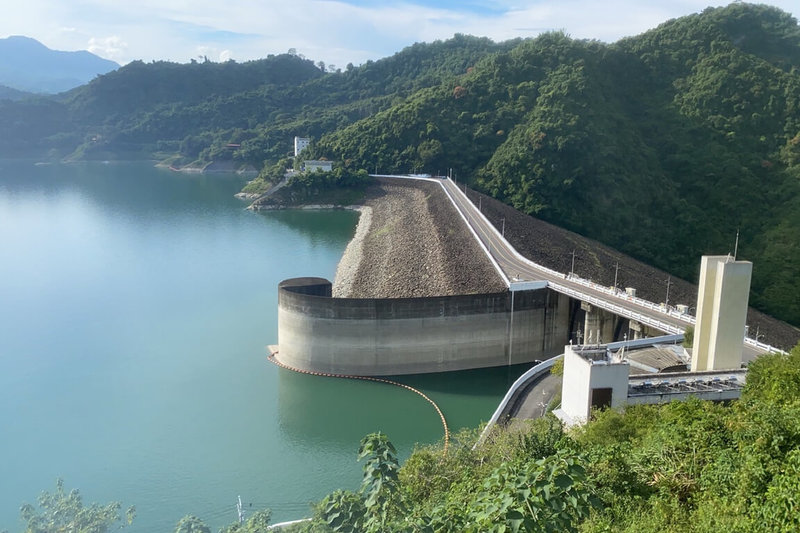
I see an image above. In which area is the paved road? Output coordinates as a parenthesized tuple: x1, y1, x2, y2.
(510, 373, 562, 420)
(433, 176, 769, 361)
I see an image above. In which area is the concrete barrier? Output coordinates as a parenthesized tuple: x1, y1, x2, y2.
(276, 277, 570, 376)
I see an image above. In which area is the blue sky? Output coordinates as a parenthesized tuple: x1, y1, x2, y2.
(1, 1, 797, 67)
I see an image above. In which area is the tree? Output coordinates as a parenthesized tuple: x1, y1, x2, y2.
(319, 432, 402, 533)
(464, 451, 599, 532)
(682, 326, 694, 348)
(19, 479, 135, 533)
(173, 515, 210, 533)
(218, 509, 273, 533)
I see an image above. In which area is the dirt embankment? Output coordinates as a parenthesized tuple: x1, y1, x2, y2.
(333, 178, 506, 298)
(463, 188, 800, 351)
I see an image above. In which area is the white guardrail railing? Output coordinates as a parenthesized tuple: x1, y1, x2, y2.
(373, 174, 783, 354)
(436, 176, 692, 335)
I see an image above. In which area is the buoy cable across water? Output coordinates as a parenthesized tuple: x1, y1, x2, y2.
(267, 353, 450, 455)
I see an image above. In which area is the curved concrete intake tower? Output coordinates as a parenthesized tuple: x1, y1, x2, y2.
(275, 277, 571, 376)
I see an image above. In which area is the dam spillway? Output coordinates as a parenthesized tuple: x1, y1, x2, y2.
(274, 277, 571, 376)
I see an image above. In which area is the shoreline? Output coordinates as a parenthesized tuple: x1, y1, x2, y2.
(332, 206, 372, 297)
(249, 203, 363, 211)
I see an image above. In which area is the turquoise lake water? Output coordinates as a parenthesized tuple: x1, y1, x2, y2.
(0, 161, 525, 532)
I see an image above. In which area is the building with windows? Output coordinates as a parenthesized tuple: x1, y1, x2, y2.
(294, 137, 310, 157)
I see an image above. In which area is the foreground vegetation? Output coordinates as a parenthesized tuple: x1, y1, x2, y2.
(287, 342, 800, 532)
(7, 343, 800, 532)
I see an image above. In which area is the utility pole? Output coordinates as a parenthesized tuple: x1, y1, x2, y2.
(237, 496, 245, 525)
(501, 217, 505, 237)
(734, 229, 740, 260)
(665, 276, 671, 308)
(613, 262, 619, 291)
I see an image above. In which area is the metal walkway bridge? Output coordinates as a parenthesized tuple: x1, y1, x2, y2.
(374, 174, 780, 361)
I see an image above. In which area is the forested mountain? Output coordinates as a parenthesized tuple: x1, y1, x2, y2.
(0, 36, 119, 93)
(1, 3, 799, 326)
(315, 3, 800, 326)
(0, 34, 509, 163)
(0, 84, 31, 101)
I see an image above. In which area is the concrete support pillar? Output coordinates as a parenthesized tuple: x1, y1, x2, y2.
(628, 320, 641, 340)
(581, 303, 616, 345)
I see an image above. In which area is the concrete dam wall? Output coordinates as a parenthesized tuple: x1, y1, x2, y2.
(276, 277, 571, 376)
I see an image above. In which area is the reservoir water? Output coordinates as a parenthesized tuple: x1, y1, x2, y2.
(0, 161, 525, 532)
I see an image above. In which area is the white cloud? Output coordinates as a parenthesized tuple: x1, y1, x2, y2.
(196, 45, 234, 62)
(0, 0, 797, 67)
(87, 35, 128, 61)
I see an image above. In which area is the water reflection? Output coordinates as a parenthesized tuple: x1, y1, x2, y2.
(276, 368, 442, 457)
(257, 209, 360, 247)
(0, 160, 248, 213)
(276, 363, 531, 456)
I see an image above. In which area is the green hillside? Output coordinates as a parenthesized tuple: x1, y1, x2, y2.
(315, 3, 800, 326)
(1, 3, 798, 326)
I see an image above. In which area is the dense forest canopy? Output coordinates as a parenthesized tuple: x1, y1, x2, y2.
(1, 3, 799, 326)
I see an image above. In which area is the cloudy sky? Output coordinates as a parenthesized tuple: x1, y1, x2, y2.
(2, 0, 798, 67)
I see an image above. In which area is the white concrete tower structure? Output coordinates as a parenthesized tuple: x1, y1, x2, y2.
(293, 137, 310, 157)
(691, 255, 753, 371)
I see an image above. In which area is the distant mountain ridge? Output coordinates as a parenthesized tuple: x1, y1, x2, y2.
(0, 36, 119, 93)
(0, 83, 31, 101)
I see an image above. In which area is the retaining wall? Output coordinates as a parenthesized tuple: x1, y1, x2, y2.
(276, 277, 570, 375)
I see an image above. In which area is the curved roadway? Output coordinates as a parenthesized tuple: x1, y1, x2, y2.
(376, 174, 773, 361)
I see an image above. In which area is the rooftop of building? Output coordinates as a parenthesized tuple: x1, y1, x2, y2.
(627, 370, 746, 397)
(572, 336, 689, 372)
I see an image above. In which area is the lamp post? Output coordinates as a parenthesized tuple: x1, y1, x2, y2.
(570, 250, 576, 278)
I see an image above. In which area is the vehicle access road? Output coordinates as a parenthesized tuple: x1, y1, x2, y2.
(380, 174, 772, 361)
